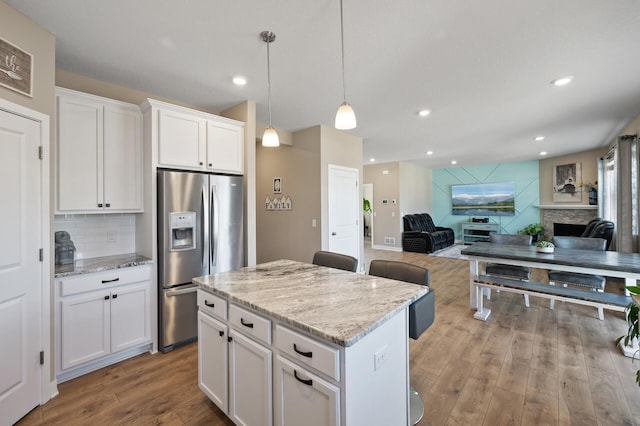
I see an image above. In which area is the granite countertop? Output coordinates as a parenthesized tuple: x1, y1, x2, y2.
(54, 253, 153, 278)
(194, 259, 429, 347)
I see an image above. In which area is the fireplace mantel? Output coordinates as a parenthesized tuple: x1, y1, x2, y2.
(537, 205, 598, 210)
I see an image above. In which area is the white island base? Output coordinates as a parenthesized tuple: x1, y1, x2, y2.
(194, 260, 429, 426)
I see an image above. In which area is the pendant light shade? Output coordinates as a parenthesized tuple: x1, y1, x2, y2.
(261, 30, 279, 147)
(335, 0, 356, 130)
(262, 126, 279, 147)
(335, 101, 357, 130)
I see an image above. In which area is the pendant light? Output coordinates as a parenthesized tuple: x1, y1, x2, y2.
(335, 0, 357, 130)
(261, 30, 279, 147)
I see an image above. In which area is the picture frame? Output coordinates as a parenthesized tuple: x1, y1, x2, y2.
(553, 162, 582, 202)
(273, 177, 282, 194)
(0, 37, 33, 97)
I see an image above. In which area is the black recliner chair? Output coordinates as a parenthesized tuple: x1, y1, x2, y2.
(402, 213, 455, 253)
(581, 220, 614, 249)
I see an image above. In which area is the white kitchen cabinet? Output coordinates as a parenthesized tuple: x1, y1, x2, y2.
(228, 329, 273, 426)
(56, 87, 143, 213)
(144, 99, 244, 174)
(206, 120, 244, 173)
(198, 310, 228, 411)
(60, 289, 111, 370)
(55, 265, 152, 382)
(198, 292, 272, 426)
(274, 355, 340, 426)
(158, 108, 206, 169)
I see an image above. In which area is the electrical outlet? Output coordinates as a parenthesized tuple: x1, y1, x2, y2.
(374, 345, 388, 371)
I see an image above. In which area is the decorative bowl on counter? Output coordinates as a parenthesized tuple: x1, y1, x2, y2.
(535, 241, 554, 253)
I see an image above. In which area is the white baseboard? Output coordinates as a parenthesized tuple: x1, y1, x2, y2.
(371, 244, 402, 252)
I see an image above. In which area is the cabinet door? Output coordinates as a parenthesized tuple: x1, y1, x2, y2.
(56, 94, 104, 212)
(274, 356, 340, 426)
(229, 330, 273, 426)
(110, 282, 151, 353)
(198, 311, 228, 412)
(206, 120, 244, 174)
(60, 290, 110, 370)
(103, 104, 143, 211)
(158, 109, 206, 169)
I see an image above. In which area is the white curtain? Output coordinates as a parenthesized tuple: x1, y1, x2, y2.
(615, 135, 640, 253)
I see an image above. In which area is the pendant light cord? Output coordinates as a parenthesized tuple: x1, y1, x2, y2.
(267, 38, 273, 127)
(340, 0, 347, 103)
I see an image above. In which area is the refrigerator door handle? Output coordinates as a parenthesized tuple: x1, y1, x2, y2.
(165, 284, 199, 297)
(211, 184, 219, 267)
(202, 185, 209, 273)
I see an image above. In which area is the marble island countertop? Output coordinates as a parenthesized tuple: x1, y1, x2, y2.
(54, 253, 152, 278)
(194, 259, 429, 347)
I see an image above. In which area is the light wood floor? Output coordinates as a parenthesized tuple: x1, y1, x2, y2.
(18, 246, 640, 425)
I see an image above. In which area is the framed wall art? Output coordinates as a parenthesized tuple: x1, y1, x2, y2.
(0, 37, 33, 97)
(553, 162, 582, 202)
(273, 177, 282, 194)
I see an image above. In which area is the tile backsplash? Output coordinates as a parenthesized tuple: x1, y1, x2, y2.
(54, 214, 136, 259)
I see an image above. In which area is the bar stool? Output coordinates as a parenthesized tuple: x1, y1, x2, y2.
(368, 259, 435, 425)
(312, 250, 358, 272)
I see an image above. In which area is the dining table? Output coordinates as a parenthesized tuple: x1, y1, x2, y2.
(461, 242, 640, 357)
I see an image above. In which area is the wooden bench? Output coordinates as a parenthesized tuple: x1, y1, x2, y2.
(472, 274, 632, 321)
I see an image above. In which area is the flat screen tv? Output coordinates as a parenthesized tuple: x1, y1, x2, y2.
(451, 182, 515, 216)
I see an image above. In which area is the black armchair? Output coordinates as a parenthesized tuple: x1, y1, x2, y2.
(581, 220, 614, 249)
(402, 213, 455, 253)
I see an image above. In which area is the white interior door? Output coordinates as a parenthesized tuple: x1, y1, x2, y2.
(0, 109, 43, 424)
(328, 165, 359, 262)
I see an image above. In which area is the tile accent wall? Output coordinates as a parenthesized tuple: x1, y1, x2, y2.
(54, 214, 136, 259)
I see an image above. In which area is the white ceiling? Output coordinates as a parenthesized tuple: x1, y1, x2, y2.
(8, 0, 640, 168)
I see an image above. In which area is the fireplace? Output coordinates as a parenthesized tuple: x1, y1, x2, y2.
(538, 205, 598, 241)
(553, 223, 586, 237)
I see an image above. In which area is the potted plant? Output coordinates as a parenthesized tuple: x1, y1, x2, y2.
(363, 198, 372, 214)
(518, 223, 544, 243)
(616, 286, 640, 386)
(535, 240, 554, 253)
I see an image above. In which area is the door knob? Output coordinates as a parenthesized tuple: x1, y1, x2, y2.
(332, 232, 337, 236)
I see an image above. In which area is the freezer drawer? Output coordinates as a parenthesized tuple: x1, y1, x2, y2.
(160, 284, 198, 352)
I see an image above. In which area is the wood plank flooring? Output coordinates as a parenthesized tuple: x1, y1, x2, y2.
(18, 245, 640, 425)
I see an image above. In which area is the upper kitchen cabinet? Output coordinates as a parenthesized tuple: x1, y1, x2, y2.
(143, 99, 244, 174)
(56, 88, 143, 214)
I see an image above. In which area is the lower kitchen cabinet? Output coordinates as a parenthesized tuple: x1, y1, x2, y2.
(274, 356, 340, 426)
(198, 311, 228, 410)
(228, 329, 273, 426)
(55, 265, 152, 382)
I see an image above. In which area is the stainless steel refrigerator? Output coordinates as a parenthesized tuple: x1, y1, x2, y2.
(157, 169, 244, 352)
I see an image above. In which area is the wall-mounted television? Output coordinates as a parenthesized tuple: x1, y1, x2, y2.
(451, 182, 515, 216)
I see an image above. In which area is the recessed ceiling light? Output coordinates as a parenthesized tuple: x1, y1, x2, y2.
(534, 136, 545, 141)
(232, 76, 247, 86)
(451, 160, 457, 165)
(369, 158, 375, 162)
(426, 151, 433, 155)
(540, 151, 547, 156)
(551, 76, 573, 86)
(418, 110, 431, 117)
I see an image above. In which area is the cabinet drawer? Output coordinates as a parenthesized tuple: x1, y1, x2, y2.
(229, 304, 271, 345)
(59, 265, 151, 297)
(276, 325, 340, 381)
(197, 290, 227, 320)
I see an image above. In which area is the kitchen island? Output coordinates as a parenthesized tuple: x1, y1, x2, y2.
(194, 259, 430, 426)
